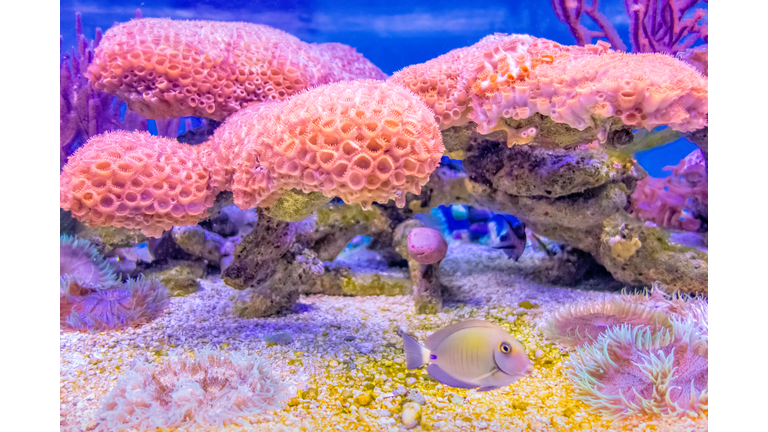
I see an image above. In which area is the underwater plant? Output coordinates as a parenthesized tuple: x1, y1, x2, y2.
(60, 275, 169, 332)
(565, 317, 708, 419)
(97, 348, 290, 430)
(542, 296, 672, 348)
(60, 234, 117, 290)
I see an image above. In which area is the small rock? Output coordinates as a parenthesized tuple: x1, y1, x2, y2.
(448, 393, 464, 405)
(354, 393, 372, 406)
(405, 377, 416, 385)
(356, 342, 374, 354)
(394, 385, 407, 396)
(405, 389, 426, 405)
(535, 349, 544, 358)
(474, 420, 489, 429)
(84, 420, 99, 431)
(401, 402, 422, 429)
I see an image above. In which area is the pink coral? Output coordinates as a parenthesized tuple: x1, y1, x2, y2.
(97, 348, 290, 430)
(60, 81, 444, 236)
(407, 227, 449, 265)
(389, 34, 708, 140)
(204, 80, 444, 211)
(630, 148, 707, 232)
(60, 275, 169, 332)
(88, 18, 386, 121)
(60, 131, 215, 237)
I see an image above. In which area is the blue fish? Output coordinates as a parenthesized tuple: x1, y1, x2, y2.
(490, 214, 527, 261)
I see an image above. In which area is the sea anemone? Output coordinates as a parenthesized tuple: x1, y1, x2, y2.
(565, 318, 708, 420)
(97, 348, 291, 430)
(542, 297, 672, 348)
(60, 275, 169, 332)
(60, 234, 117, 289)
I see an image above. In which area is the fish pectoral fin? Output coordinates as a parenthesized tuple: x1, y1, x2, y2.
(427, 364, 477, 389)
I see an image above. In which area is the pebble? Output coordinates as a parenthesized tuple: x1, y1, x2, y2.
(448, 393, 465, 405)
(405, 389, 426, 405)
(405, 377, 416, 385)
(535, 349, 544, 358)
(394, 385, 407, 396)
(84, 420, 99, 431)
(401, 402, 421, 429)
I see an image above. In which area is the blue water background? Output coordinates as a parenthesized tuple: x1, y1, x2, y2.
(61, 0, 707, 177)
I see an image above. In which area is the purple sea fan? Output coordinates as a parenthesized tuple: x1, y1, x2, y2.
(97, 348, 291, 430)
(565, 318, 708, 420)
(542, 297, 672, 348)
(60, 275, 169, 332)
(60, 235, 117, 290)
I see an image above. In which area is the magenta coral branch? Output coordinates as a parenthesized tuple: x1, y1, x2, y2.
(626, 0, 707, 54)
(551, 0, 628, 51)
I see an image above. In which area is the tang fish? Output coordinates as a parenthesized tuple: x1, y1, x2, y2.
(401, 320, 534, 392)
(490, 214, 527, 261)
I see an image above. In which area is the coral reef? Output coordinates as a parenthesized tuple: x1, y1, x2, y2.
(60, 275, 169, 332)
(389, 33, 707, 135)
(630, 148, 708, 232)
(61, 80, 445, 238)
(88, 18, 386, 121)
(96, 348, 290, 430)
(60, 234, 117, 289)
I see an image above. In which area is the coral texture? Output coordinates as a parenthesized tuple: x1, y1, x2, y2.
(88, 18, 386, 121)
(389, 34, 707, 137)
(543, 297, 671, 348)
(60, 12, 157, 168)
(60, 234, 117, 289)
(60, 131, 215, 237)
(630, 148, 707, 232)
(566, 318, 708, 419)
(60, 275, 169, 332)
(202, 80, 444, 211)
(407, 227, 448, 265)
(97, 348, 290, 430)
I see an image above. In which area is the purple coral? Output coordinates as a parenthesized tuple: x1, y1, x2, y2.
(97, 348, 290, 430)
(60, 275, 169, 332)
(566, 318, 708, 419)
(551, 0, 708, 55)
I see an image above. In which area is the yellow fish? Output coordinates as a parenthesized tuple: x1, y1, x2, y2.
(401, 320, 534, 391)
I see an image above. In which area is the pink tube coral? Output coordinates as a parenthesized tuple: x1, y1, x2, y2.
(630, 148, 707, 232)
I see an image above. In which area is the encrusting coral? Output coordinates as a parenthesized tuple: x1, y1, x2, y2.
(60, 234, 117, 289)
(389, 33, 707, 140)
(96, 348, 290, 430)
(61, 80, 445, 237)
(88, 18, 386, 121)
(60, 131, 215, 237)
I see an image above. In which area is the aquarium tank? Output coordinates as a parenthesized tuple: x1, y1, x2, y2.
(59, 0, 708, 430)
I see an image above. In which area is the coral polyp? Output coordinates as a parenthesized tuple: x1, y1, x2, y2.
(565, 318, 708, 420)
(97, 348, 290, 430)
(60, 234, 117, 289)
(542, 296, 672, 348)
(60, 275, 169, 332)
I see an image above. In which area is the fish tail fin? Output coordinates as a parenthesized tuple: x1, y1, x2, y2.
(400, 330, 430, 369)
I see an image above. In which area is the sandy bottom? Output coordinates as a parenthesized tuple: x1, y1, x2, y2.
(60, 242, 708, 432)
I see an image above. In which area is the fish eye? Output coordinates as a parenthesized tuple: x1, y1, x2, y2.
(499, 341, 513, 354)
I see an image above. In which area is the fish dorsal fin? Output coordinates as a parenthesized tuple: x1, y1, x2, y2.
(425, 320, 501, 351)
